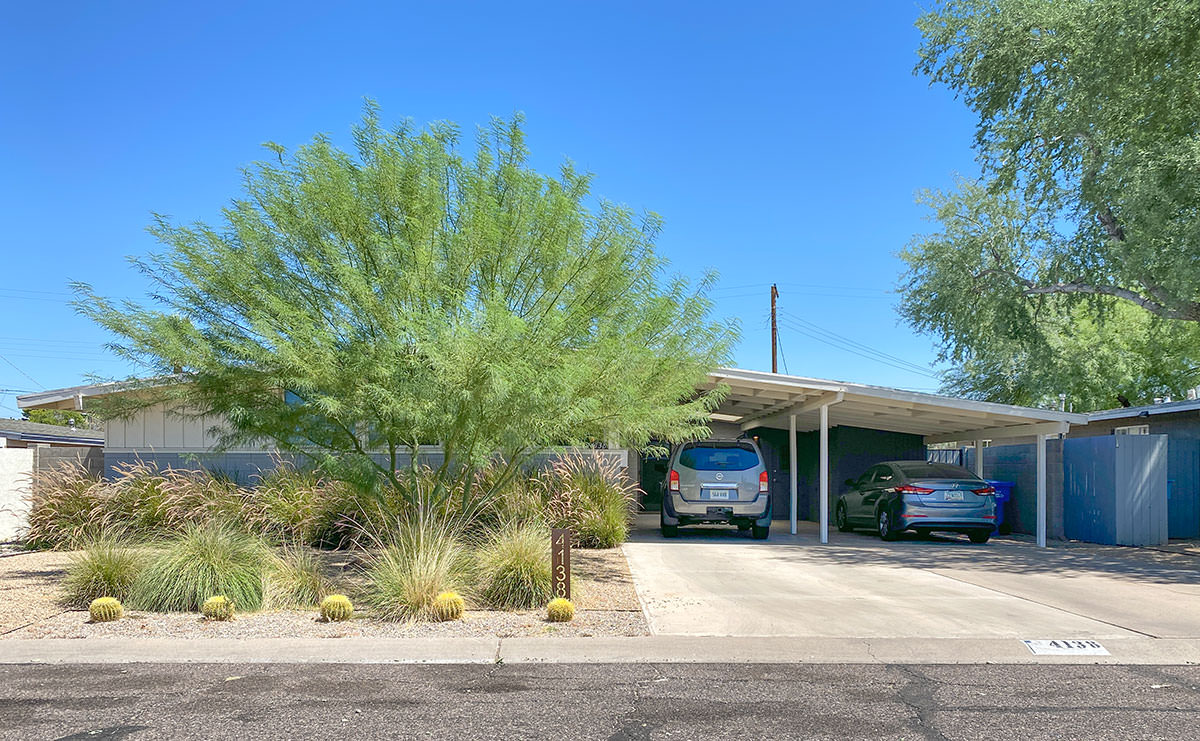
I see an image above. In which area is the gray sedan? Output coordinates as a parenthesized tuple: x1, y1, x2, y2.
(835, 461, 997, 543)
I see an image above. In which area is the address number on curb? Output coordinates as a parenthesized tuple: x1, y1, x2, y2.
(1023, 639, 1109, 656)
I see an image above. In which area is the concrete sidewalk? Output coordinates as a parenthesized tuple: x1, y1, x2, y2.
(5, 635, 1200, 665)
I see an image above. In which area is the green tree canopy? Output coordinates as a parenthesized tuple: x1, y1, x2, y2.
(902, 0, 1200, 409)
(77, 105, 736, 498)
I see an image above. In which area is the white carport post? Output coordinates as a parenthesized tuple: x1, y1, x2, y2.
(819, 403, 830, 544)
(789, 414, 798, 535)
(973, 439, 985, 478)
(1036, 433, 1048, 548)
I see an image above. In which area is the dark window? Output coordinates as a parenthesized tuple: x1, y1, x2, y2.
(896, 462, 978, 480)
(678, 443, 760, 471)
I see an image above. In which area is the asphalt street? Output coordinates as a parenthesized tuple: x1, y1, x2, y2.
(4, 662, 1200, 740)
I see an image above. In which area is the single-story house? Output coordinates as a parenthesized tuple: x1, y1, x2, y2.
(16, 368, 1087, 548)
(1067, 398, 1200, 539)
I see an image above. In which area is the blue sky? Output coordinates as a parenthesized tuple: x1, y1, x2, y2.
(0, 2, 979, 418)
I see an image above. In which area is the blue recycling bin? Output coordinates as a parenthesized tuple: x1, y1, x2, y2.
(987, 480, 1014, 533)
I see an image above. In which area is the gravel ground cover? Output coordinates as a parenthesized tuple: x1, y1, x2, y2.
(0, 549, 72, 635)
(0, 546, 647, 639)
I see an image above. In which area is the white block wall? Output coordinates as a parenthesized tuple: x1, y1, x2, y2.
(0, 447, 33, 542)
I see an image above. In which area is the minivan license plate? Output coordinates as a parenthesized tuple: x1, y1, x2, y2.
(707, 489, 733, 500)
(944, 491, 964, 501)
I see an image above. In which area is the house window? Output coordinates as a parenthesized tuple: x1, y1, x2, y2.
(1114, 424, 1149, 436)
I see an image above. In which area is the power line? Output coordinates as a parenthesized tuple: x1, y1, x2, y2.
(779, 311, 938, 377)
(776, 318, 941, 381)
(0, 353, 44, 390)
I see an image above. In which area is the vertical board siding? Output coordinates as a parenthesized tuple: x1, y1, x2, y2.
(1063, 435, 1168, 546)
(1167, 438, 1200, 538)
(1063, 436, 1117, 543)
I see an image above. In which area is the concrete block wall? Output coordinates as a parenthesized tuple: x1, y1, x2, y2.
(0, 447, 33, 542)
(965, 439, 1066, 539)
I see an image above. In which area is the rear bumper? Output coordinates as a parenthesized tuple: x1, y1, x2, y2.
(662, 492, 772, 527)
(897, 502, 996, 531)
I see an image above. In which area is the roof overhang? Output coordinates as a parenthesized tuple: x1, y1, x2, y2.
(17, 378, 177, 411)
(705, 368, 1086, 444)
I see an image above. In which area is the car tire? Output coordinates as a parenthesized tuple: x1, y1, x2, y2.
(662, 524, 678, 538)
(751, 524, 769, 540)
(877, 508, 899, 542)
(968, 529, 991, 544)
(835, 501, 852, 532)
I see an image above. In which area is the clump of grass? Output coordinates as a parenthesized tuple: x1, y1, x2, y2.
(130, 524, 268, 612)
(247, 464, 342, 545)
(475, 520, 552, 609)
(544, 453, 637, 548)
(364, 517, 471, 621)
(62, 538, 146, 607)
(24, 464, 108, 549)
(263, 546, 333, 609)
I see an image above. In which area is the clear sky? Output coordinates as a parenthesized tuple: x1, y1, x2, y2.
(0, 1, 980, 418)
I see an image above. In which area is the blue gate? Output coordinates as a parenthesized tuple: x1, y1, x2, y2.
(1167, 438, 1200, 539)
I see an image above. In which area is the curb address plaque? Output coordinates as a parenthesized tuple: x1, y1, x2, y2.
(551, 528, 571, 600)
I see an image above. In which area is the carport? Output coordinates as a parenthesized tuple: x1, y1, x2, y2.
(700, 368, 1087, 547)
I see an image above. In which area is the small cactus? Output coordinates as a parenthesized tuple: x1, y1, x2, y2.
(201, 595, 234, 621)
(89, 597, 124, 623)
(546, 597, 575, 623)
(431, 591, 465, 622)
(319, 594, 354, 622)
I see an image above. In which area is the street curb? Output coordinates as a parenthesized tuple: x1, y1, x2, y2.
(4, 636, 1200, 665)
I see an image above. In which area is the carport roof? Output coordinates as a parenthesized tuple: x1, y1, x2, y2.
(705, 368, 1086, 443)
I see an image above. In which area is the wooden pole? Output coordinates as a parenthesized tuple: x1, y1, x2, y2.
(770, 284, 779, 373)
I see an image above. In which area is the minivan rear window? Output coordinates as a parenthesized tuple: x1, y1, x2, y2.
(678, 444, 759, 471)
(896, 462, 978, 480)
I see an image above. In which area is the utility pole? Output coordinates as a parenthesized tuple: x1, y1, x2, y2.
(770, 284, 779, 373)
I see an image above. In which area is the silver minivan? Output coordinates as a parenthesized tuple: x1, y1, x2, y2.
(660, 438, 772, 539)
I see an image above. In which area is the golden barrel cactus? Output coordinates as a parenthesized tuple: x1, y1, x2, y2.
(319, 594, 354, 622)
(201, 595, 235, 621)
(431, 591, 465, 622)
(546, 597, 575, 623)
(89, 597, 124, 623)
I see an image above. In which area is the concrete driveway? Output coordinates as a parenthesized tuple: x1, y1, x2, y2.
(622, 514, 1200, 639)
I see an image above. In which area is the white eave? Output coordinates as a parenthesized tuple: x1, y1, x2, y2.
(706, 367, 1087, 444)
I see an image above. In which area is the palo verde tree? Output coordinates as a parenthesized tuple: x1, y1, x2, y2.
(901, 1, 1200, 408)
(76, 104, 737, 503)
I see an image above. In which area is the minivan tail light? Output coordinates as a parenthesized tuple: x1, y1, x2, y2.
(759, 471, 769, 492)
(894, 485, 934, 494)
(669, 469, 680, 491)
(972, 486, 996, 495)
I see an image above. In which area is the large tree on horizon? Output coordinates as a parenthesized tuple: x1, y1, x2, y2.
(75, 104, 737, 502)
(901, 0, 1200, 409)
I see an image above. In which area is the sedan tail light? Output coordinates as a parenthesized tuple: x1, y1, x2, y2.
(759, 471, 769, 492)
(669, 469, 680, 491)
(972, 486, 996, 495)
(894, 485, 934, 494)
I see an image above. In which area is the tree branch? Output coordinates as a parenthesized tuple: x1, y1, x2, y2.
(973, 268, 1200, 321)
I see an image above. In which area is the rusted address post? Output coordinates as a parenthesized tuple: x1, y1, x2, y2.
(551, 528, 571, 600)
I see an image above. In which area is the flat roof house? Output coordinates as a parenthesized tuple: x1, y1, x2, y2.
(17, 368, 1086, 548)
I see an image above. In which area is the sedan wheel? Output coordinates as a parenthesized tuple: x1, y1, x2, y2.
(836, 502, 852, 532)
(878, 509, 899, 542)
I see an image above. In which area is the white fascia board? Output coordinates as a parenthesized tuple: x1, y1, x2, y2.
(924, 420, 1071, 445)
(712, 368, 1087, 426)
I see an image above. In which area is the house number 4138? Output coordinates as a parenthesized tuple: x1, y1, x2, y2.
(551, 528, 571, 600)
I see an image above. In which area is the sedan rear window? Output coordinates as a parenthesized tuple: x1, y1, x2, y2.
(897, 462, 979, 479)
(678, 444, 760, 471)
